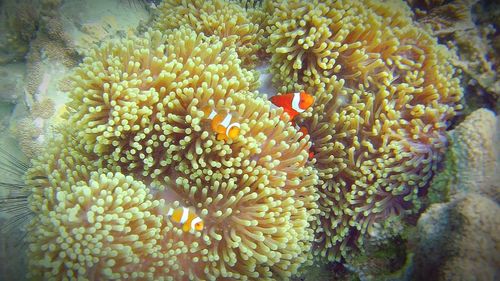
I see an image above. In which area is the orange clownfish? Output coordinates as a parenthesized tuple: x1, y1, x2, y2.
(203, 107, 241, 141)
(167, 207, 204, 232)
(269, 91, 314, 122)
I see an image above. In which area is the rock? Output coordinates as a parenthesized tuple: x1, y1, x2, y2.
(414, 108, 499, 280)
(448, 108, 497, 195)
(413, 194, 500, 281)
(428, 108, 499, 203)
(59, 0, 150, 54)
(0, 63, 26, 103)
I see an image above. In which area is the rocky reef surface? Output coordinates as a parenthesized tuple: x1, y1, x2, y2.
(411, 108, 499, 281)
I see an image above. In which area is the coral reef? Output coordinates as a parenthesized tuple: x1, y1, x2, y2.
(12, 117, 45, 160)
(0, 63, 26, 103)
(413, 0, 500, 109)
(428, 108, 498, 203)
(24, 10, 79, 98)
(411, 108, 499, 280)
(59, 0, 150, 54)
(3, 0, 495, 280)
(443, 108, 497, 195)
(25, 28, 318, 280)
(341, 216, 414, 281)
(8, 0, 78, 161)
(0, 0, 41, 64)
(10, 0, 152, 161)
(11, 98, 56, 159)
(413, 194, 500, 280)
(264, 0, 463, 261)
(151, 0, 266, 68)
(416, 0, 476, 36)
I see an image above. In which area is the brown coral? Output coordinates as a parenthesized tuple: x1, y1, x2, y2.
(414, 194, 500, 281)
(448, 108, 497, 194)
(428, 108, 498, 204)
(12, 117, 44, 159)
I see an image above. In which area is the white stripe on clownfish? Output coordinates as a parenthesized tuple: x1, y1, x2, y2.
(202, 106, 241, 140)
(220, 114, 233, 128)
(179, 207, 189, 224)
(190, 217, 203, 231)
(291, 92, 305, 113)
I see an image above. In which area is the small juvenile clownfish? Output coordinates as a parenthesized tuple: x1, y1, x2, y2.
(167, 207, 204, 232)
(203, 107, 241, 141)
(269, 91, 314, 123)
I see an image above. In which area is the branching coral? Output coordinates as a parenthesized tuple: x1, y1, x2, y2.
(412, 0, 499, 105)
(151, 0, 266, 68)
(264, 0, 463, 261)
(417, 0, 475, 36)
(26, 28, 318, 280)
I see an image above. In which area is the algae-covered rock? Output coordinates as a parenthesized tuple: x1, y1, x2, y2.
(413, 194, 500, 281)
(428, 108, 498, 203)
(0, 63, 25, 104)
(415, 108, 499, 280)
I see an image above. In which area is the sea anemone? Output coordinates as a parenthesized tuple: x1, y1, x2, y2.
(25, 28, 318, 280)
(27, 170, 164, 280)
(151, 0, 266, 68)
(265, 0, 463, 260)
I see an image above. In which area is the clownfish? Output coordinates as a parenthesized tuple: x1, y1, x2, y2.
(203, 107, 241, 141)
(269, 91, 314, 123)
(271, 91, 315, 159)
(167, 207, 204, 232)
